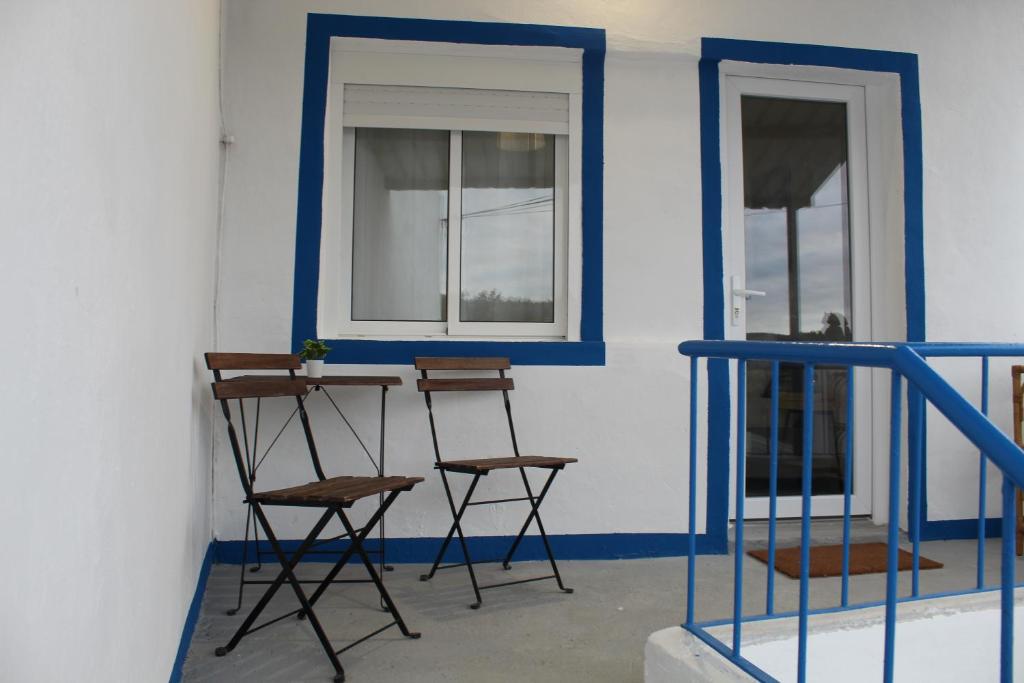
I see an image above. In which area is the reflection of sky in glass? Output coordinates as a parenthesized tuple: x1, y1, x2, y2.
(744, 163, 851, 338)
(745, 208, 788, 336)
(461, 187, 554, 302)
(460, 130, 554, 323)
(796, 164, 850, 334)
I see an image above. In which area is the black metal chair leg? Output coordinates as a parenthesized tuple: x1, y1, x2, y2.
(227, 502, 254, 615)
(528, 482, 573, 594)
(250, 505, 263, 573)
(419, 517, 459, 581)
(301, 490, 403, 616)
(447, 475, 484, 608)
(335, 507, 420, 639)
(217, 508, 334, 655)
(424, 471, 484, 606)
(250, 505, 346, 681)
(501, 468, 558, 569)
(501, 469, 573, 593)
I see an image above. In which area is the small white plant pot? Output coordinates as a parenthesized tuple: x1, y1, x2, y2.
(305, 359, 324, 378)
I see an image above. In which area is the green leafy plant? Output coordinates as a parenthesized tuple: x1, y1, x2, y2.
(299, 339, 331, 361)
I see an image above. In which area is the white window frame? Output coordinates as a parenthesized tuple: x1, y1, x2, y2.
(319, 38, 583, 341)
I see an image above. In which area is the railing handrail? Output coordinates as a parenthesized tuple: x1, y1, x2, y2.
(677, 340, 1024, 489)
(679, 339, 1024, 360)
(678, 338, 1021, 682)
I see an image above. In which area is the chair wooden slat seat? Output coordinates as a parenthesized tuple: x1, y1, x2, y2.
(437, 456, 577, 474)
(253, 475, 424, 507)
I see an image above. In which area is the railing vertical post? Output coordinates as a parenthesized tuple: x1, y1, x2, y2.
(797, 363, 815, 683)
(909, 386, 923, 598)
(733, 361, 746, 655)
(841, 366, 854, 607)
(883, 371, 903, 683)
(1001, 474, 1015, 683)
(979, 355, 990, 590)
(767, 360, 780, 616)
(686, 356, 698, 627)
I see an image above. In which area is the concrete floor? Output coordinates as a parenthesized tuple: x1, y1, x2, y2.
(182, 528, 1021, 682)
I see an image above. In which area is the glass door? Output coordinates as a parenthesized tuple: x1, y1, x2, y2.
(724, 76, 873, 519)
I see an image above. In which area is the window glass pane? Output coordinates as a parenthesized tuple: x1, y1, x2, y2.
(460, 131, 555, 323)
(351, 128, 449, 322)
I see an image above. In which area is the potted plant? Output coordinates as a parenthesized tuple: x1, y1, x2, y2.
(299, 339, 331, 378)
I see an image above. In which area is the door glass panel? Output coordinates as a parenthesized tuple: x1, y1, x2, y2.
(351, 128, 450, 322)
(740, 96, 853, 499)
(460, 131, 555, 323)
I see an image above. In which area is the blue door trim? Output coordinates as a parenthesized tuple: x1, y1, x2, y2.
(292, 14, 606, 366)
(698, 38, 925, 550)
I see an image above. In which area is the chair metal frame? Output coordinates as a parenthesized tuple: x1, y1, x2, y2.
(208, 359, 421, 682)
(206, 353, 384, 615)
(415, 356, 576, 609)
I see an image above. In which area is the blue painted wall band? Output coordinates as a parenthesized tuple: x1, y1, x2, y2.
(292, 14, 606, 366)
(698, 38, 926, 550)
(214, 532, 721, 564)
(169, 542, 215, 683)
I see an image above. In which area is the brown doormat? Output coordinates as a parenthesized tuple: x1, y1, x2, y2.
(747, 542, 943, 578)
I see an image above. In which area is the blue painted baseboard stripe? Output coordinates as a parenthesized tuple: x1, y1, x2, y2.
(921, 517, 1002, 541)
(169, 542, 215, 683)
(215, 532, 725, 564)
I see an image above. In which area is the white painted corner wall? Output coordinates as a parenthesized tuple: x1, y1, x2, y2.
(0, 1, 221, 680)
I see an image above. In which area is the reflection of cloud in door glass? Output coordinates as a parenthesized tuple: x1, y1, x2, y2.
(745, 208, 789, 336)
(744, 163, 851, 339)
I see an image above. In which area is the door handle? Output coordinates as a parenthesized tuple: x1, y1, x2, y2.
(730, 276, 766, 326)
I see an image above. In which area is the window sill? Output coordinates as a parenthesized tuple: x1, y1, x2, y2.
(315, 338, 605, 366)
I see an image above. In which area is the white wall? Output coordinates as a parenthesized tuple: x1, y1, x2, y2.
(0, 1, 221, 680)
(216, 0, 1024, 543)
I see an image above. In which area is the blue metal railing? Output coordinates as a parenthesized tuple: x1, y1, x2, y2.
(679, 340, 1024, 683)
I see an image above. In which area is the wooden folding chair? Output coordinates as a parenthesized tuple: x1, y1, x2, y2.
(415, 357, 577, 608)
(207, 352, 372, 615)
(209, 369, 423, 682)
(1010, 366, 1024, 555)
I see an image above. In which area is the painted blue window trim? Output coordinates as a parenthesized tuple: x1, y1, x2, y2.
(698, 38, 924, 552)
(292, 14, 606, 366)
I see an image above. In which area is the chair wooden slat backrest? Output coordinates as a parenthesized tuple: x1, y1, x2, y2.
(415, 357, 519, 462)
(414, 357, 511, 371)
(207, 351, 328, 488)
(416, 378, 514, 392)
(206, 352, 302, 372)
(212, 377, 307, 401)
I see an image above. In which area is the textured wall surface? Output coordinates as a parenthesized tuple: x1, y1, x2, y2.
(0, 1, 221, 680)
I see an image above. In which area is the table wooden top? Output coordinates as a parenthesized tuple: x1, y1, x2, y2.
(224, 374, 402, 387)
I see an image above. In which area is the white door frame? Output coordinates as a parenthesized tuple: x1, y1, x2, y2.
(723, 74, 875, 519)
